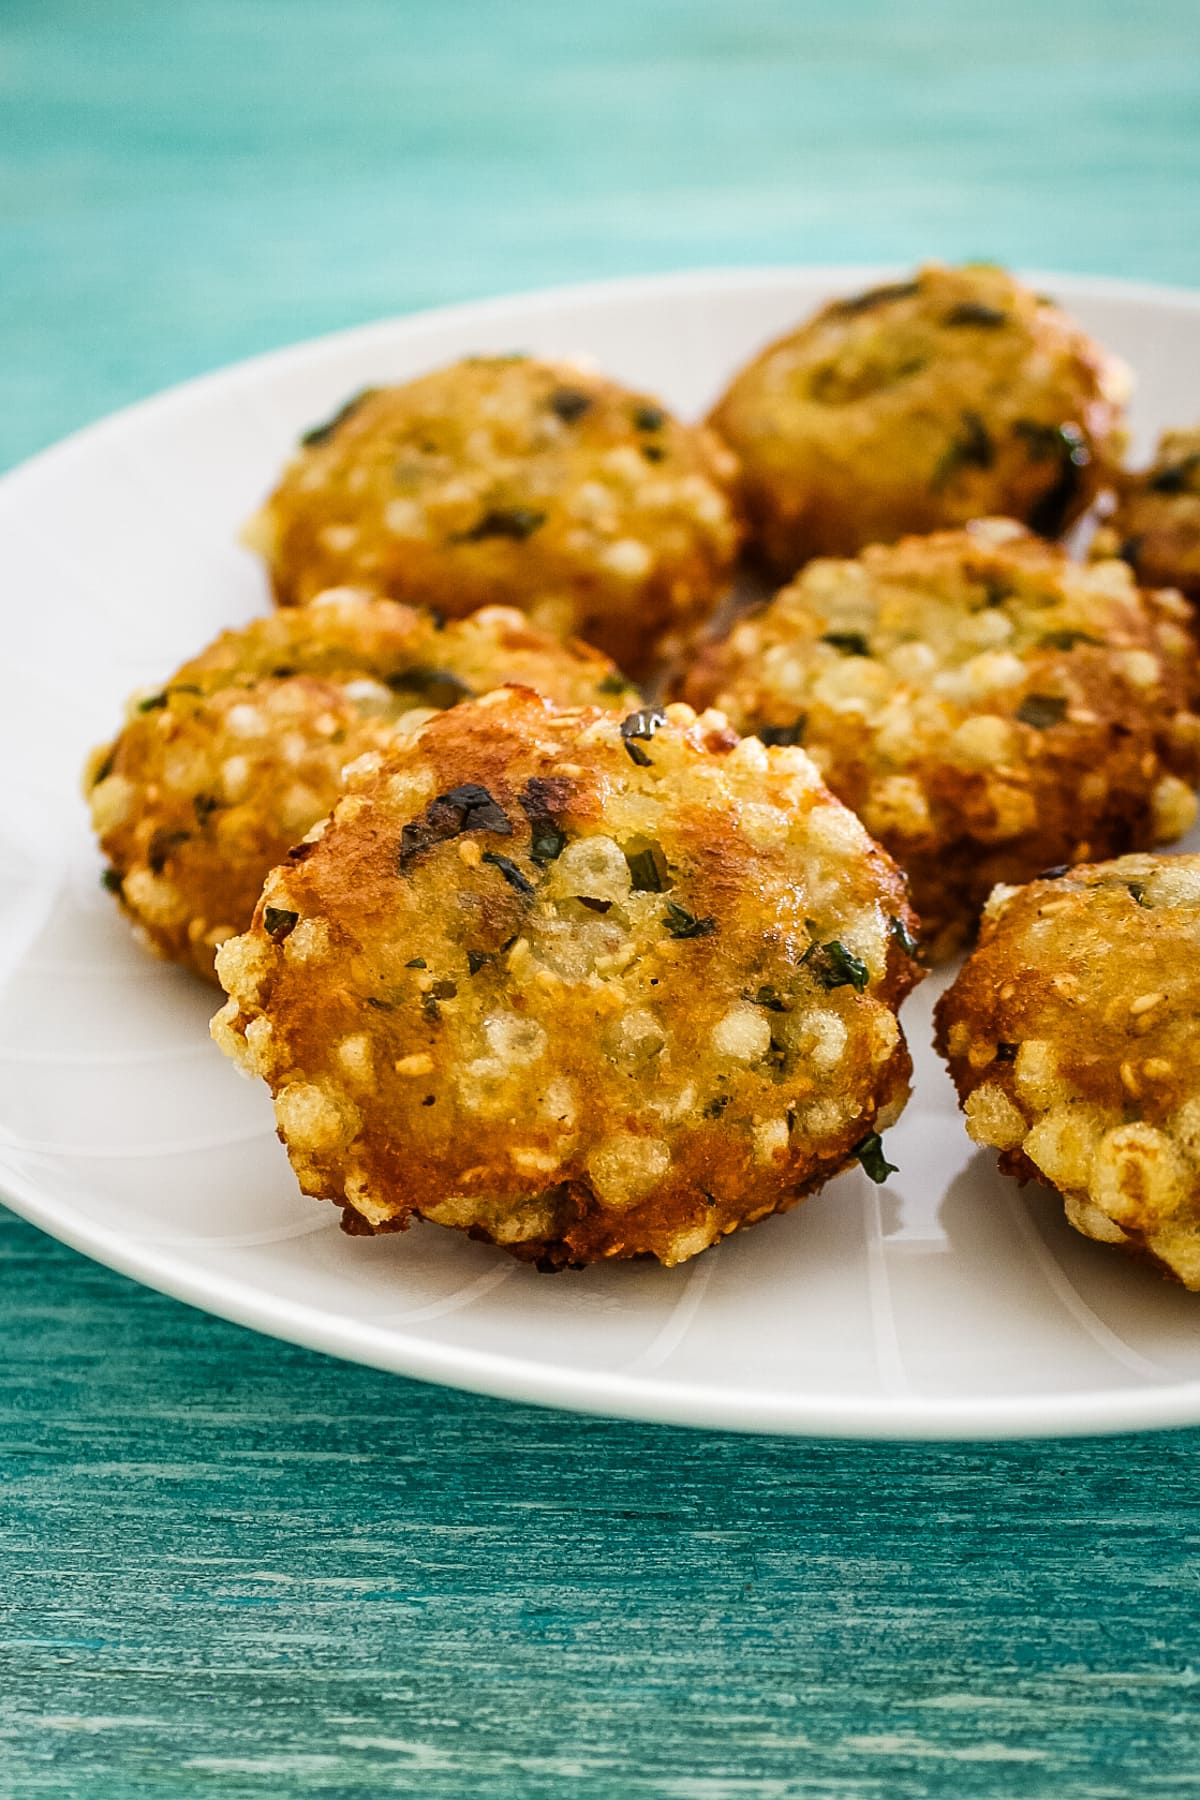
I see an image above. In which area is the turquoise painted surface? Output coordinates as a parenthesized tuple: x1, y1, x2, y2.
(3, 3, 1200, 1794)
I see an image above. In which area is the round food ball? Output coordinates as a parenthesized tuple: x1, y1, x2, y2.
(1096, 425, 1200, 604)
(935, 855, 1200, 1289)
(211, 689, 923, 1269)
(246, 356, 743, 676)
(85, 594, 636, 982)
(679, 520, 1200, 957)
(708, 262, 1128, 573)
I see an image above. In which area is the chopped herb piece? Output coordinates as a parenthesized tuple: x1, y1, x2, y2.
(429, 607, 447, 630)
(1039, 629, 1102, 650)
(758, 718, 806, 747)
(620, 706, 668, 766)
(596, 671, 632, 695)
(983, 580, 1011, 608)
(1128, 881, 1150, 907)
(92, 750, 115, 785)
(995, 1041, 1018, 1061)
(192, 792, 220, 823)
(399, 783, 512, 866)
(286, 839, 317, 863)
(1148, 454, 1200, 495)
(482, 851, 535, 896)
(365, 995, 395, 1011)
(931, 409, 994, 490)
(1013, 420, 1092, 536)
(626, 844, 668, 892)
(548, 387, 593, 423)
(943, 301, 1008, 328)
(137, 692, 168, 712)
(889, 915, 919, 957)
(431, 978, 458, 999)
(170, 683, 204, 698)
(633, 404, 665, 432)
(1118, 535, 1144, 568)
(753, 985, 790, 1012)
(578, 896, 611, 914)
(271, 665, 295, 679)
(300, 387, 375, 447)
(101, 867, 123, 894)
(147, 827, 189, 874)
(1017, 693, 1067, 729)
(663, 901, 716, 939)
(822, 632, 870, 656)
(529, 823, 567, 863)
(519, 776, 571, 863)
(466, 949, 491, 974)
(703, 1096, 730, 1119)
(641, 444, 666, 463)
(405, 957, 427, 969)
(854, 1132, 898, 1184)
(263, 906, 299, 942)
(804, 939, 869, 992)
(831, 279, 920, 316)
(454, 505, 546, 542)
(1038, 864, 1071, 879)
(387, 666, 474, 709)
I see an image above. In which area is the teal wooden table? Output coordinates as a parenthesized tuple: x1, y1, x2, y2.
(3, 4, 1199, 1793)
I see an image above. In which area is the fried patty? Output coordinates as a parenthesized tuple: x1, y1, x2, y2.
(211, 689, 923, 1268)
(1096, 425, 1200, 605)
(680, 520, 1200, 956)
(708, 262, 1128, 573)
(246, 355, 743, 675)
(935, 855, 1200, 1289)
(86, 594, 636, 981)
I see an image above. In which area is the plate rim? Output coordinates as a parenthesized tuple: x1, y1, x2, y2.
(6, 262, 1200, 1441)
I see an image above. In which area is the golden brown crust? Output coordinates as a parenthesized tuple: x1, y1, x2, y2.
(678, 522, 1200, 956)
(934, 855, 1200, 1289)
(85, 594, 637, 982)
(708, 263, 1128, 573)
(1099, 426, 1200, 604)
(212, 690, 923, 1268)
(247, 356, 744, 675)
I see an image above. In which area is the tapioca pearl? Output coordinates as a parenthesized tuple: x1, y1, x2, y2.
(863, 775, 933, 841)
(711, 1004, 771, 1063)
(336, 1033, 375, 1087)
(1151, 775, 1197, 841)
(793, 1010, 848, 1071)
(279, 784, 326, 834)
(1062, 1192, 1129, 1245)
(865, 1006, 900, 1064)
(210, 996, 254, 1072)
(343, 1172, 392, 1227)
(1117, 649, 1163, 690)
(551, 835, 631, 904)
(586, 1134, 671, 1207)
(1089, 1122, 1187, 1229)
(483, 1013, 548, 1066)
(664, 1220, 718, 1265)
(603, 1009, 666, 1068)
(538, 1077, 577, 1130)
(384, 768, 437, 811)
(122, 867, 187, 927)
(962, 651, 1026, 697)
(220, 755, 252, 802)
(1022, 1104, 1102, 1190)
(738, 803, 791, 850)
(283, 917, 331, 965)
(753, 1117, 790, 1163)
(886, 640, 939, 681)
(948, 714, 1013, 768)
(1013, 1039, 1058, 1108)
(275, 1080, 359, 1152)
(963, 1085, 1027, 1150)
(241, 1014, 274, 1073)
(600, 538, 654, 580)
(90, 774, 136, 833)
(226, 703, 267, 739)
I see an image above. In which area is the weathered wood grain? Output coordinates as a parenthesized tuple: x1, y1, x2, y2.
(2, 1211, 1199, 1797)
(4, 1, 1200, 1791)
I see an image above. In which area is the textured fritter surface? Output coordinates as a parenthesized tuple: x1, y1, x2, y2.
(935, 855, 1200, 1289)
(212, 690, 922, 1268)
(708, 263, 1128, 573)
(247, 356, 743, 675)
(680, 521, 1200, 957)
(86, 595, 635, 981)
(1097, 426, 1200, 604)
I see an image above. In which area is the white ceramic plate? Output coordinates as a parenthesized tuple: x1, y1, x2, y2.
(4, 267, 1200, 1440)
